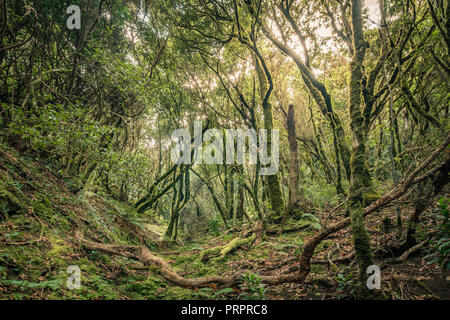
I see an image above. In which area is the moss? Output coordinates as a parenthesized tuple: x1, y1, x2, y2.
(77, 257, 100, 274)
(363, 191, 381, 206)
(31, 196, 54, 223)
(198, 246, 222, 262)
(251, 243, 271, 260)
(46, 234, 72, 266)
(0, 180, 26, 217)
(147, 265, 163, 275)
(198, 233, 256, 262)
(47, 235, 70, 256)
(266, 174, 285, 220)
(162, 286, 199, 300)
(222, 233, 234, 242)
(174, 253, 197, 266)
(0, 145, 187, 300)
(122, 276, 166, 297)
(316, 240, 333, 251)
(184, 261, 211, 276)
(349, 204, 373, 283)
(220, 233, 256, 256)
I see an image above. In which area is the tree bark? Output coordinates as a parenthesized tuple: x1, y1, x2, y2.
(253, 53, 285, 221)
(348, 0, 373, 285)
(287, 104, 300, 210)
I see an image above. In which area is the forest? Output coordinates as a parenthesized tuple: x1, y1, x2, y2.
(0, 0, 449, 301)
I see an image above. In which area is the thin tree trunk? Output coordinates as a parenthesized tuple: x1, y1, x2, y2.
(254, 54, 285, 221)
(287, 104, 300, 210)
(348, 0, 373, 287)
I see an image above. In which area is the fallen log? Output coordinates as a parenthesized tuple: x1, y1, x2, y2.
(198, 233, 256, 262)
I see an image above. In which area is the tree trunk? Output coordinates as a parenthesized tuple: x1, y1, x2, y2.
(254, 54, 285, 221)
(348, 0, 373, 286)
(287, 105, 300, 210)
(236, 165, 245, 224)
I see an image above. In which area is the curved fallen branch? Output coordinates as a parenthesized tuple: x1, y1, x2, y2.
(75, 230, 300, 287)
(75, 230, 243, 287)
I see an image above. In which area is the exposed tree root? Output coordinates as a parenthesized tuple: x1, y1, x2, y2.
(198, 233, 256, 262)
(75, 230, 301, 287)
(380, 237, 432, 269)
(75, 230, 243, 287)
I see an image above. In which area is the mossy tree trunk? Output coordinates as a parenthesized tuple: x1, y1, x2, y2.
(287, 104, 300, 210)
(190, 168, 228, 226)
(348, 0, 373, 286)
(229, 166, 235, 222)
(165, 168, 179, 240)
(253, 53, 285, 221)
(236, 165, 245, 224)
(383, 61, 402, 229)
(165, 165, 190, 241)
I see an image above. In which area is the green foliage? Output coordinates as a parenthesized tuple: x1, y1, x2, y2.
(239, 273, 267, 300)
(426, 197, 450, 271)
(303, 183, 343, 208)
(193, 287, 235, 299)
(7, 104, 108, 157)
(299, 213, 322, 230)
(1, 279, 62, 291)
(208, 214, 222, 236)
(335, 272, 357, 299)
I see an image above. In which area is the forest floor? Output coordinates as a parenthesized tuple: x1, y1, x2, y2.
(0, 142, 448, 300)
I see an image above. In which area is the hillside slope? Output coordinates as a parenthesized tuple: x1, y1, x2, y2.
(0, 142, 193, 299)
